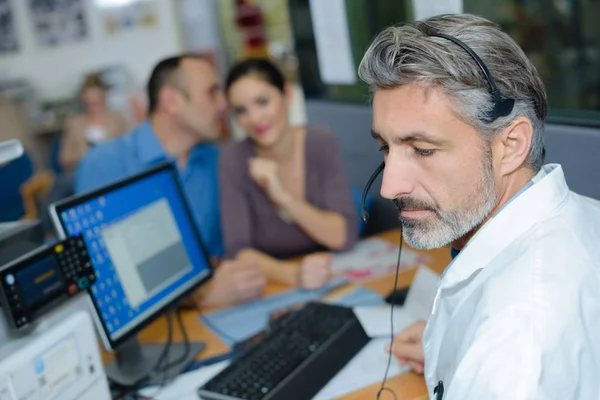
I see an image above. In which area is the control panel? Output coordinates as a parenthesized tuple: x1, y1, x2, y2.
(0, 235, 96, 330)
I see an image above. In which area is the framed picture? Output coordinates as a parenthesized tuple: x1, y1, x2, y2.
(28, 0, 88, 47)
(0, 0, 19, 53)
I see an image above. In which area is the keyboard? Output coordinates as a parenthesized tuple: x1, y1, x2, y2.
(197, 302, 370, 400)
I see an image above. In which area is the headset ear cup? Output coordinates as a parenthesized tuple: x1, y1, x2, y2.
(496, 98, 515, 119)
(487, 98, 515, 122)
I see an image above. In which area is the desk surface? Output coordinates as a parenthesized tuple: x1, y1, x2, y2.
(106, 229, 451, 399)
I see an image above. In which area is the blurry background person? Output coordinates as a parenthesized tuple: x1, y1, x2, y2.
(219, 58, 358, 290)
(59, 73, 129, 172)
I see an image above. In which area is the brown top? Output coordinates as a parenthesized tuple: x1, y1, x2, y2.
(219, 126, 359, 259)
(59, 110, 129, 172)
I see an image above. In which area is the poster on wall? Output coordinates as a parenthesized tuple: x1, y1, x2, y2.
(103, 2, 158, 35)
(309, 0, 356, 85)
(28, 0, 89, 47)
(0, 0, 19, 53)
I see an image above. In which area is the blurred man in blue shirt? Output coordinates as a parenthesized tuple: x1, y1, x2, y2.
(76, 54, 267, 307)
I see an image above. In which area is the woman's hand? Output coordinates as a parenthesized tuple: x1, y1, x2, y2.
(299, 253, 333, 289)
(249, 157, 289, 206)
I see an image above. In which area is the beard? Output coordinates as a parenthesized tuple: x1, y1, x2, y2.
(395, 150, 499, 250)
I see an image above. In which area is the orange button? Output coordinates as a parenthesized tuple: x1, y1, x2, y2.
(68, 283, 78, 295)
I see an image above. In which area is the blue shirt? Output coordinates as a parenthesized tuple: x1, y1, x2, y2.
(75, 120, 223, 257)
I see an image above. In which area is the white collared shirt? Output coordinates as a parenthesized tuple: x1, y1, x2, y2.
(423, 164, 600, 399)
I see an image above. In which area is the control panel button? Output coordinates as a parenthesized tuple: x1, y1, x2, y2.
(78, 277, 89, 290)
(68, 283, 78, 295)
(5, 274, 14, 286)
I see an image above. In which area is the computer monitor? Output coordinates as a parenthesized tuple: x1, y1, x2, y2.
(49, 162, 213, 386)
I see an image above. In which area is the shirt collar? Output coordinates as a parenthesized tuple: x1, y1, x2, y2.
(448, 172, 539, 262)
(189, 142, 218, 164)
(442, 164, 569, 287)
(135, 120, 218, 168)
(136, 120, 168, 166)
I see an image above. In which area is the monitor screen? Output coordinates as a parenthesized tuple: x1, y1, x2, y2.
(50, 163, 212, 347)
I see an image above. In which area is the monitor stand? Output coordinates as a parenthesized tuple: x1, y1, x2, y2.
(105, 336, 205, 387)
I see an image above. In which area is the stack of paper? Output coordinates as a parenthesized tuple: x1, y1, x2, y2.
(314, 338, 410, 400)
(331, 238, 430, 281)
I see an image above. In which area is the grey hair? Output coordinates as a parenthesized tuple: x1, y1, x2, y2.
(358, 14, 548, 172)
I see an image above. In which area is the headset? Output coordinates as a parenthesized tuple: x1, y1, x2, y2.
(360, 31, 516, 223)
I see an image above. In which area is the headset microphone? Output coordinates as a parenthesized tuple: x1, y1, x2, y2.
(361, 161, 385, 223)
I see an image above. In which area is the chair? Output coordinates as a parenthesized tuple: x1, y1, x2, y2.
(0, 152, 34, 222)
(49, 133, 63, 174)
(20, 170, 55, 221)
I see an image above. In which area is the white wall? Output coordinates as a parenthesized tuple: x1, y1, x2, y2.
(0, 0, 183, 101)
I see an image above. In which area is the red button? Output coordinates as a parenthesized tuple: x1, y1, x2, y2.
(68, 283, 78, 295)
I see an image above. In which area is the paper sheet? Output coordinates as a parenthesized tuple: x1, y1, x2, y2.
(309, 0, 356, 84)
(331, 238, 430, 281)
(314, 338, 410, 400)
(354, 265, 439, 337)
(412, 0, 463, 20)
(199, 277, 347, 346)
(139, 361, 229, 400)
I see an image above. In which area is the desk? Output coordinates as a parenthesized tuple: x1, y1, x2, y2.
(107, 229, 451, 399)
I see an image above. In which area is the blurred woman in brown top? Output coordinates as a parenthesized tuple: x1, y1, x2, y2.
(59, 73, 129, 172)
(220, 58, 358, 290)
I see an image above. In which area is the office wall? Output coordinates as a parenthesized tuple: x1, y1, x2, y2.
(0, 0, 183, 100)
(306, 100, 600, 235)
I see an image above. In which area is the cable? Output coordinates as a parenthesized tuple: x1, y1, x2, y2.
(157, 306, 191, 372)
(144, 305, 194, 396)
(151, 311, 174, 374)
(113, 311, 178, 400)
(376, 228, 403, 400)
(111, 312, 175, 400)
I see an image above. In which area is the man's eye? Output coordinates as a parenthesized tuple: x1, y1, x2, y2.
(414, 148, 436, 157)
(378, 144, 389, 154)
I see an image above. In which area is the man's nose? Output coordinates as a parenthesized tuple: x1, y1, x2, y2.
(380, 155, 415, 200)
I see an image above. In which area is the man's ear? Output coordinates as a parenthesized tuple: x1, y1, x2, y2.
(496, 117, 533, 175)
(159, 86, 181, 115)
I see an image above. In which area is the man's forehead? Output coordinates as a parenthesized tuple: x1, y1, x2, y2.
(181, 58, 216, 80)
(372, 85, 458, 136)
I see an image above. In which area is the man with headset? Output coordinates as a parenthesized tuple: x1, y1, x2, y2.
(358, 14, 600, 398)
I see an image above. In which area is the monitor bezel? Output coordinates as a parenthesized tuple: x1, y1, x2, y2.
(49, 161, 214, 351)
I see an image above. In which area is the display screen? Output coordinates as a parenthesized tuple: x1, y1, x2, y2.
(55, 166, 211, 341)
(15, 255, 65, 309)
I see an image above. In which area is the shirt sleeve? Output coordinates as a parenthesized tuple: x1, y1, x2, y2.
(74, 145, 120, 194)
(218, 144, 254, 259)
(316, 129, 359, 251)
(443, 306, 583, 400)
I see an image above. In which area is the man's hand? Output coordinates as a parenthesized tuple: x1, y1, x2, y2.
(249, 158, 289, 206)
(299, 253, 332, 290)
(199, 259, 266, 307)
(385, 321, 426, 374)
